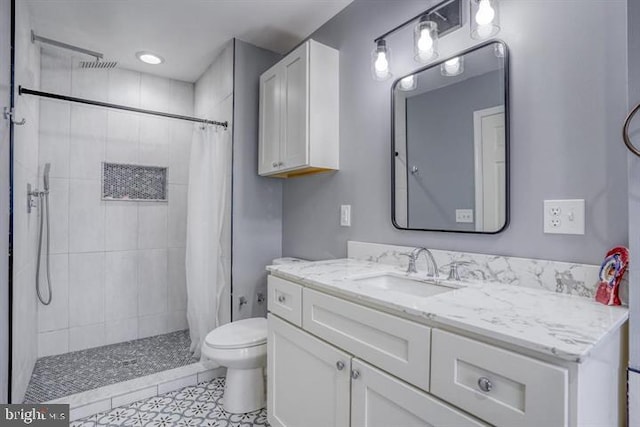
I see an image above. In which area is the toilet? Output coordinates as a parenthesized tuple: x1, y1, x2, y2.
(202, 317, 267, 414)
(203, 257, 306, 414)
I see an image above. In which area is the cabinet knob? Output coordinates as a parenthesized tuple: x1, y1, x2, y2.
(336, 361, 345, 371)
(351, 369, 360, 380)
(278, 161, 284, 166)
(477, 377, 493, 392)
(272, 162, 278, 168)
(277, 295, 286, 303)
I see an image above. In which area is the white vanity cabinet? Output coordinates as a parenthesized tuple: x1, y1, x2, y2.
(267, 274, 624, 427)
(268, 314, 485, 427)
(258, 39, 339, 178)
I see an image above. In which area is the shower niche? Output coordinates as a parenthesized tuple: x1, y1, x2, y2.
(102, 162, 168, 202)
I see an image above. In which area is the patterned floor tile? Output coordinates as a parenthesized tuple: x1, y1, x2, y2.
(70, 378, 269, 427)
(24, 330, 198, 403)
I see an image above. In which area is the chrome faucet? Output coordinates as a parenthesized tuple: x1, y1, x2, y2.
(404, 247, 439, 281)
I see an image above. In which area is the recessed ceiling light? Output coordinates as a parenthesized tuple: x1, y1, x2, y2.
(136, 51, 164, 65)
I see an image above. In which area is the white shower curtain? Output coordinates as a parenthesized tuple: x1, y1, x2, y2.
(186, 125, 230, 359)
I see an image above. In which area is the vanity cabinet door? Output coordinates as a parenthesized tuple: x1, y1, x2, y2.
(351, 359, 487, 427)
(258, 66, 282, 175)
(267, 314, 351, 427)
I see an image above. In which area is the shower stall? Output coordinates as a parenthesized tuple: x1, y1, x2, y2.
(9, 1, 236, 405)
(8, 1, 282, 412)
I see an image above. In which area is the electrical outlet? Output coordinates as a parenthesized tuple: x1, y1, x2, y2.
(456, 209, 474, 223)
(340, 205, 351, 227)
(544, 199, 585, 235)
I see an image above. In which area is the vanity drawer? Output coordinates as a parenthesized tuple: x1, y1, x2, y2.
(268, 276, 303, 327)
(303, 288, 431, 391)
(431, 329, 568, 427)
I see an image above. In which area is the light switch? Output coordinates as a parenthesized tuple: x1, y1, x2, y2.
(543, 199, 585, 235)
(340, 205, 351, 227)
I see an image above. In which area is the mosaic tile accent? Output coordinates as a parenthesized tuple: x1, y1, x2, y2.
(71, 378, 269, 427)
(24, 330, 197, 403)
(102, 162, 168, 201)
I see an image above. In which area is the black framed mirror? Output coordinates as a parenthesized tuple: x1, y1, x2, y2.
(392, 40, 509, 233)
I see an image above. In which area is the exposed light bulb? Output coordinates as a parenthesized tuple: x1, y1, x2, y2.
(414, 19, 438, 63)
(399, 75, 416, 91)
(417, 29, 433, 53)
(442, 57, 463, 76)
(475, 0, 496, 26)
(374, 51, 389, 77)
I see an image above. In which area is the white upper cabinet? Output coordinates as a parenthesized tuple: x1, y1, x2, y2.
(259, 39, 339, 178)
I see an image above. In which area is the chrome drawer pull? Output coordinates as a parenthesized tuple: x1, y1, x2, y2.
(336, 361, 345, 371)
(278, 295, 286, 303)
(477, 377, 493, 392)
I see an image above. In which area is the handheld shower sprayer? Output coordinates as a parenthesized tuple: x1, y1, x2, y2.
(43, 162, 51, 192)
(36, 163, 53, 305)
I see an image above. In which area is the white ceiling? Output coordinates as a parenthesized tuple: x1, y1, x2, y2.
(26, 0, 353, 82)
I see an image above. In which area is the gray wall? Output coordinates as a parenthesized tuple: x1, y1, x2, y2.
(282, 0, 628, 265)
(627, 0, 639, 370)
(0, 0, 10, 404)
(406, 70, 503, 230)
(232, 40, 282, 320)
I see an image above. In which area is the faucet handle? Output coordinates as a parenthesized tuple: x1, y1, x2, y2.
(400, 252, 417, 274)
(447, 262, 461, 281)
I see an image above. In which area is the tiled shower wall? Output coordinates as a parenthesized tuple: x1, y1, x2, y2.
(36, 47, 194, 357)
(12, 0, 41, 403)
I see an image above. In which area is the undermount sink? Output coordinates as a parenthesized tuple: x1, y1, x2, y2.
(350, 273, 455, 298)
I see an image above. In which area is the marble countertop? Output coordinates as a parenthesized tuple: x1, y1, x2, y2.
(267, 259, 628, 363)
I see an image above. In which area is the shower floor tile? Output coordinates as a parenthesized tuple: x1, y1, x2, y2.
(71, 378, 270, 427)
(24, 330, 198, 403)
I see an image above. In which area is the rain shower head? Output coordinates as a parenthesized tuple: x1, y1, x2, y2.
(31, 31, 118, 69)
(78, 59, 118, 69)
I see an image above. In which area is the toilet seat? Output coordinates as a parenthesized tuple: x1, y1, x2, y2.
(205, 317, 267, 350)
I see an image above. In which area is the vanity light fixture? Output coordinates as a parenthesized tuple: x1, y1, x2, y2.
(414, 17, 438, 63)
(136, 51, 164, 65)
(441, 56, 464, 76)
(398, 75, 417, 91)
(372, 40, 392, 81)
(371, 0, 462, 81)
(470, 0, 500, 40)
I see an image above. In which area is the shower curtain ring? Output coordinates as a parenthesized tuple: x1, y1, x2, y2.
(3, 107, 26, 125)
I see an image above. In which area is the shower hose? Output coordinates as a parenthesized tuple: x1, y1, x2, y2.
(36, 191, 52, 305)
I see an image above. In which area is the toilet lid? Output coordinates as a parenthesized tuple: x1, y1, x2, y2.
(204, 317, 267, 349)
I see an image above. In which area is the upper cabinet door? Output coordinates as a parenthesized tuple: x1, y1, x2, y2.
(267, 314, 351, 427)
(258, 39, 339, 178)
(259, 67, 282, 175)
(280, 43, 309, 171)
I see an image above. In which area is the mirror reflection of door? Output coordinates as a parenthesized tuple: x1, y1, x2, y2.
(474, 106, 505, 232)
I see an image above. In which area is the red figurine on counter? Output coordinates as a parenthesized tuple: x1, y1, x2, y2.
(595, 246, 629, 306)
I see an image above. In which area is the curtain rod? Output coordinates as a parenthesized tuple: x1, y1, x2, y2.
(18, 86, 228, 129)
